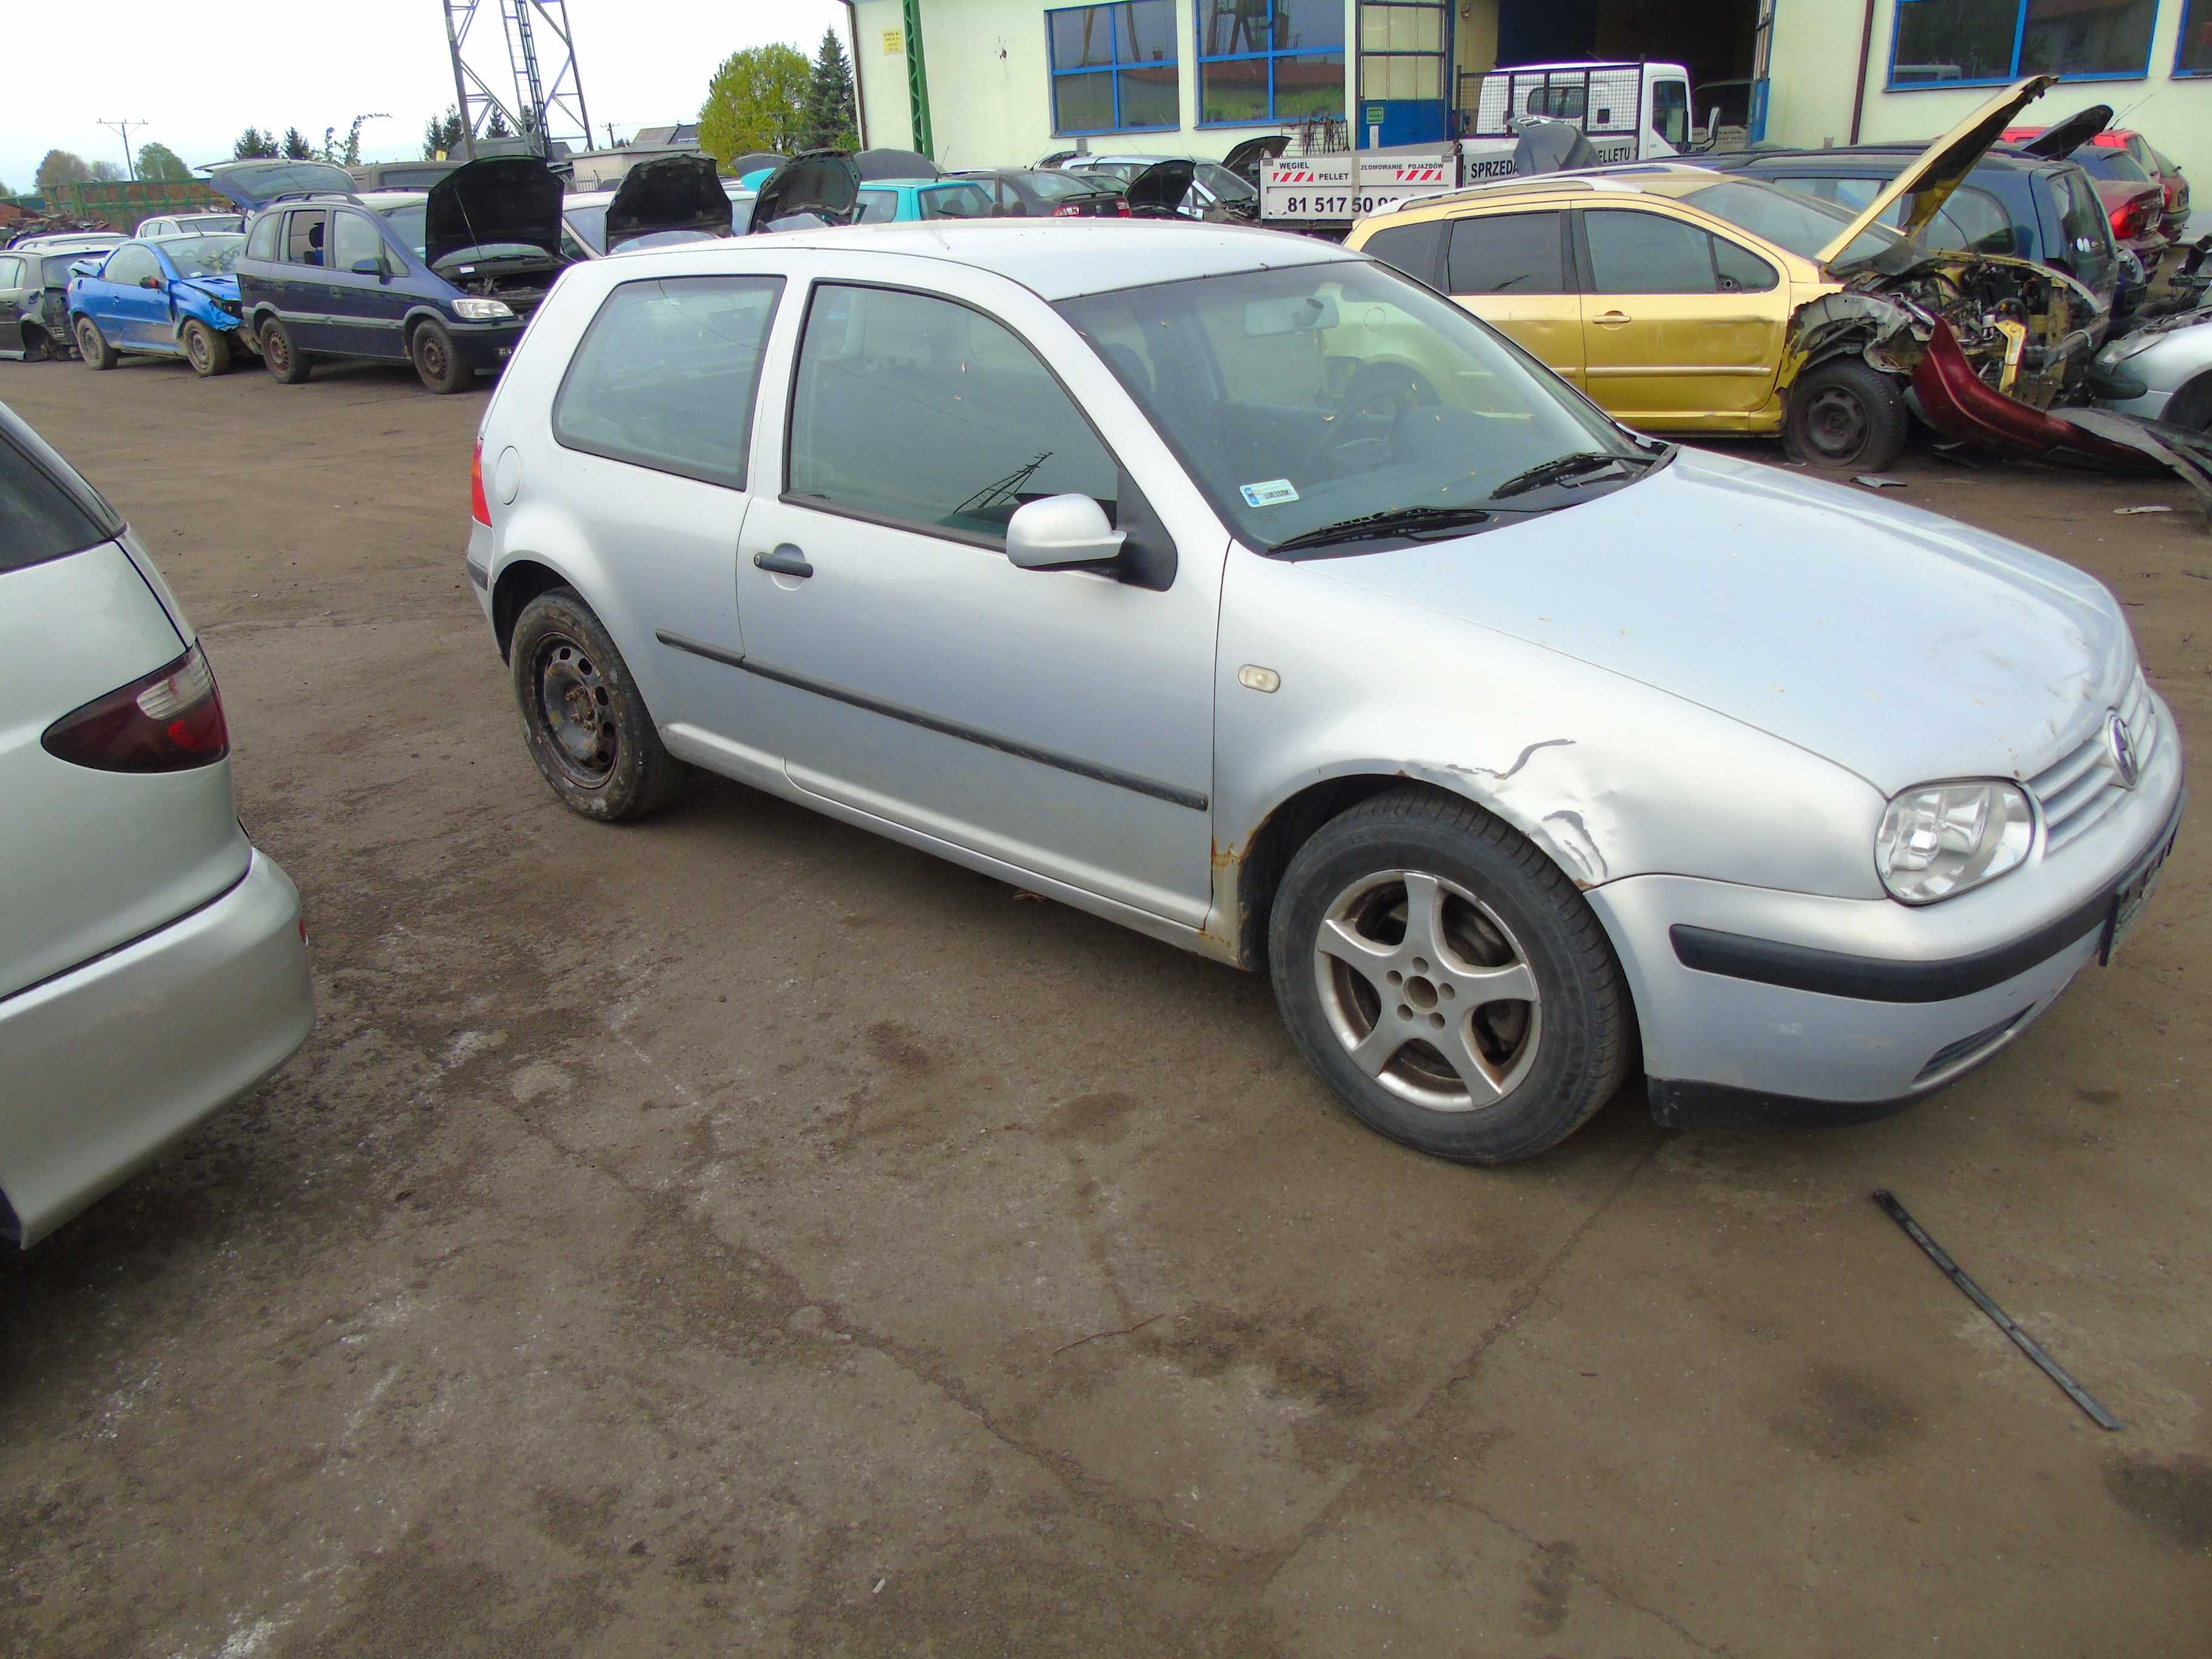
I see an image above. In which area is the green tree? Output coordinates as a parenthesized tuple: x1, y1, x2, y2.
(232, 127, 279, 159)
(802, 28, 859, 150)
(282, 127, 313, 159)
(135, 141, 192, 181)
(699, 42, 811, 167)
(423, 106, 465, 159)
(89, 159, 122, 183)
(485, 107, 513, 140)
(35, 149, 92, 189)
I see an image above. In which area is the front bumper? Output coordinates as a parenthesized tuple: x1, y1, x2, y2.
(0, 849, 314, 1245)
(447, 318, 526, 374)
(1590, 697, 2185, 1127)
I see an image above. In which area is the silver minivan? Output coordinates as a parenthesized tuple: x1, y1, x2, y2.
(466, 223, 2182, 1161)
(0, 401, 313, 1243)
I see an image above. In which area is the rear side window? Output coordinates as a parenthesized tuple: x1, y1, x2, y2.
(786, 284, 1118, 545)
(0, 428, 120, 574)
(1446, 212, 1566, 295)
(2049, 166, 2114, 267)
(0, 256, 23, 288)
(284, 210, 329, 267)
(552, 275, 783, 491)
(246, 212, 281, 261)
(1359, 220, 1447, 287)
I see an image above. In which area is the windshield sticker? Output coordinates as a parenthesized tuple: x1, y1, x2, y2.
(1240, 478, 1300, 508)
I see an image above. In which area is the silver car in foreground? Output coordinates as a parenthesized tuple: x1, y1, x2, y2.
(466, 222, 2183, 1160)
(0, 401, 313, 1242)
(2093, 303, 2212, 427)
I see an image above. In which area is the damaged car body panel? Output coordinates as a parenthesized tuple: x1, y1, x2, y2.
(65, 235, 254, 370)
(0, 251, 85, 361)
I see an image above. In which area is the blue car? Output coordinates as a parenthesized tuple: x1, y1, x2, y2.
(853, 178, 994, 223)
(65, 234, 252, 377)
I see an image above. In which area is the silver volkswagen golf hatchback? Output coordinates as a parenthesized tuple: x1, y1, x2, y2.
(466, 221, 2182, 1161)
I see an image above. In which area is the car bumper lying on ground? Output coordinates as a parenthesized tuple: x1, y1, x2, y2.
(1594, 694, 2184, 1126)
(0, 849, 314, 1245)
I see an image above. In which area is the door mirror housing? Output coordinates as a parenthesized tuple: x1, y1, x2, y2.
(1005, 494, 1127, 572)
(139, 275, 163, 289)
(349, 256, 386, 278)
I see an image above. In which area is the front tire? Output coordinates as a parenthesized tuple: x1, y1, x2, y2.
(183, 320, 232, 378)
(260, 317, 310, 383)
(412, 319, 472, 394)
(1269, 786, 1632, 1163)
(1784, 357, 1907, 472)
(509, 589, 689, 821)
(75, 316, 117, 370)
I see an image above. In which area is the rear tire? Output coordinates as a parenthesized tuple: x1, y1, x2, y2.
(183, 320, 232, 378)
(1268, 786, 1632, 1164)
(1785, 357, 1907, 472)
(21, 325, 50, 363)
(260, 317, 311, 383)
(75, 316, 117, 370)
(510, 588, 690, 821)
(412, 319, 472, 394)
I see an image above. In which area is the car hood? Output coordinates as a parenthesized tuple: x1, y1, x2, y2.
(1820, 75, 2054, 270)
(1126, 158, 1197, 214)
(425, 156, 566, 268)
(1309, 449, 2131, 793)
(603, 153, 730, 249)
(752, 150, 862, 230)
(174, 273, 240, 304)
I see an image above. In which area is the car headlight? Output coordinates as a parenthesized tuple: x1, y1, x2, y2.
(452, 297, 514, 322)
(2100, 327, 2164, 366)
(1875, 781, 2034, 905)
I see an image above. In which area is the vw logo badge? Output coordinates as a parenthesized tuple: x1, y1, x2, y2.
(2106, 712, 2140, 789)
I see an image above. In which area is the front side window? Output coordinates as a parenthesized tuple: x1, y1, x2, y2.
(284, 210, 329, 267)
(1581, 210, 1724, 294)
(101, 245, 163, 287)
(1652, 79, 1689, 147)
(918, 184, 994, 219)
(1059, 260, 1641, 554)
(1446, 211, 1566, 295)
(787, 284, 1119, 545)
(855, 190, 900, 223)
(1198, 0, 1345, 125)
(1048, 1, 1181, 133)
(333, 215, 386, 273)
(552, 276, 783, 491)
(1892, 0, 2156, 85)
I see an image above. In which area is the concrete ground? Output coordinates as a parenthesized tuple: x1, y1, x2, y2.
(2, 350, 2208, 1658)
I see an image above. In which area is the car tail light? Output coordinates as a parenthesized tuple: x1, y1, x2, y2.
(42, 644, 229, 773)
(1114, 198, 1132, 216)
(1053, 204, 1083, 217)
(470, 439, 492, 526)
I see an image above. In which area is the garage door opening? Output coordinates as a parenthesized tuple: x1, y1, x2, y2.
(1469, 0, 1769, 141)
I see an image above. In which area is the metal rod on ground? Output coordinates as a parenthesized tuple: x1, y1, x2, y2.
(1872, 1190, 2122, 1431)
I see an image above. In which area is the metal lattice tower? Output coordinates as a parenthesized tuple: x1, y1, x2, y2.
(442, 0, 594, 158)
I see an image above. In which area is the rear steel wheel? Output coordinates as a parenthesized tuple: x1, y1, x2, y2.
(529, 630, 618, 789)
(508, 588, 689, 821)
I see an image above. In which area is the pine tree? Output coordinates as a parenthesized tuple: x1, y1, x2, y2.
(282, 127, 313, 159)
(486, 107, 513, 140)
(423, 107, 466, 159)
(802, 28, 859, 150)
(231, 128, 280, 160)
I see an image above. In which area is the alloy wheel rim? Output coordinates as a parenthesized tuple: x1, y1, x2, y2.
(1311, 868, 1542, 1111)
(532, 631, 617, 786)
(1806, 387, 1868, 458)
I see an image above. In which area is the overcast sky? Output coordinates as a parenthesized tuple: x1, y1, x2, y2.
(2, 0, 848, 193)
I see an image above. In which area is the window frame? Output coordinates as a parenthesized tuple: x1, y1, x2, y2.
(1196, 0, 1347, 128)
(1887, 0, 2160, 91)
(549, 273, 786, 494)
(1572, 206, 1776, 298)
(1046, 1, 1182, 137)
(282, 209, 330, 268)
(779, 278, 1130, 556)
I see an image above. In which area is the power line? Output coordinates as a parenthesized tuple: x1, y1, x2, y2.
(95, 118, 148, 180)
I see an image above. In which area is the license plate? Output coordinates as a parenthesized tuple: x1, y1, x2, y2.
(2102, 822, 2180, 962)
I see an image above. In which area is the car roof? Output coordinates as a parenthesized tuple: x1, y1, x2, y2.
(602, 220, 1355, 300)
(352, 191, 428, 209)
(1732, 144, 2045, 172)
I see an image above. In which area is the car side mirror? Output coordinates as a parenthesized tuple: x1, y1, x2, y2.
(1005, 494, 1127, 572)
(139, 275, 163, 289)
(350, 257, 386, 278)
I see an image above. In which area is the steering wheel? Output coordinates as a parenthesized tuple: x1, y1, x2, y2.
(1305, 363, 1442, 481)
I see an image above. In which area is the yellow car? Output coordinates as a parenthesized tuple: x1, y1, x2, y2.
(1346, 78, 2095, 473)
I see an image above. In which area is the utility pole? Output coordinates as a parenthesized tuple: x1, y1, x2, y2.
(441, 0, 593, 159)
(95, 118, 147, 180)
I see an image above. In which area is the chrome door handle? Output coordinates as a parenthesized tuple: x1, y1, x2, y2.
(1593, 310, 1632, 328)
(754, 545, 814, 578)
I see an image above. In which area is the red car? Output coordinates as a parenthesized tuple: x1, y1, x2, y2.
(2006, 126, 2190, 241)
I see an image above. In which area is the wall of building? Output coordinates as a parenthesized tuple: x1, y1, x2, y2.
(1765, 0, 2212, 185)
(852, 0, 1366, 167)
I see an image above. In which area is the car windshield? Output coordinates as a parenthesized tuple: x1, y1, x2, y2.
(918, 183, 993, 220)
(161, 235, 245, 275)
(566, 202, 609, 253)
(1196, 162, 1257, 203)
(1057, 260, 1646, 554)
(379, 203, 427, 259)
(2080, 149, 2153, 183)
(1677, 178, 1902, 268)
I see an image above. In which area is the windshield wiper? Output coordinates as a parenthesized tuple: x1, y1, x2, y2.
(1271, 504, 1493, 553)
(1484, 451, 1652, 502)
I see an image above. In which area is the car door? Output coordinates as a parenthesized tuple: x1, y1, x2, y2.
(1441, 210, 1584, 384)
(729, 264, 1222, 927)
(1572, 204, 1787, 426)
(94, 244, 171, 349)
(323, 209, 408, 359)
(277, 209, 341, 350)
(0, 256, 27, 354)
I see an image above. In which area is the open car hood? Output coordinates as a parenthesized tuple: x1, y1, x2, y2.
(752, 150, 862, 230)
(2016, 104, 2115, 161)
(426, 156, 565, 268)
(1126, 159, 1198, 215)
(604, 153, 731, 250)
(1818, 76, 2054, 270)
(1221, 135, 1289, 187)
